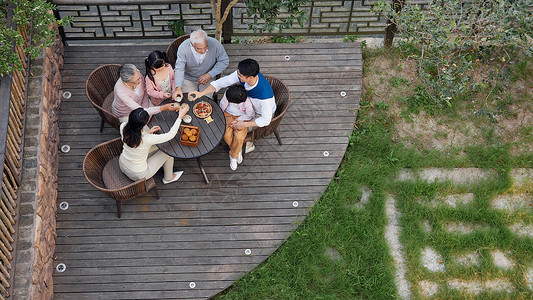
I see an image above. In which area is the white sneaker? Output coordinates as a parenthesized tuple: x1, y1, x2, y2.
(162, 171, 183, 184)
(237, 151, 243, 164)
(230, 156, 238, 170)
(245, 142, 255, 154)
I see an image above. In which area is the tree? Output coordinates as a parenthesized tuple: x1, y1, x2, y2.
(211, 0, 308, 42)
(384, 0, 405, 48)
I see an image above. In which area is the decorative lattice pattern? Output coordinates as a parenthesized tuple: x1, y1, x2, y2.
(232, 0, 389, 35)
(56, 0, 392, 39)
(56, 2, 216, 39)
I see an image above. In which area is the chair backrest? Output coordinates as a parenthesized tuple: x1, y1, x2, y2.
(83, 137, 154, 202)
(166, 34, 190, 68)
(266, 75, 291, 120)
(86, 64, 121, 130)
(248, 75, 291, 141)
(83, 137, 124, 191)
(86, 64, 120, 107)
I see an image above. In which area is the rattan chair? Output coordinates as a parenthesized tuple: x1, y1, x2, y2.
(242, 75, 291, 155)
(86, 64, 121, 132)
(166, 34, 190, 68)
(83, 137, 159, 218)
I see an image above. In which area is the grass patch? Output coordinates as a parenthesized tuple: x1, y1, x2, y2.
(215, 45, 532, 299)
(217, 111, 400, 299)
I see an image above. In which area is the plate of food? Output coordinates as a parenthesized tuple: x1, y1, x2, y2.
(193, 101, 212, 119)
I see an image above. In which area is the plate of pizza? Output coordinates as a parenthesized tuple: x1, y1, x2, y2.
(193, 101, 212, 119)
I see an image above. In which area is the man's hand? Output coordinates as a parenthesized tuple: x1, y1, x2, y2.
(188, 91, 202, 101)
(230, 119, 247, 131)
(198, 73, 212, 85)
(172, 87, 183, 101)
(146, 126, 161, 134)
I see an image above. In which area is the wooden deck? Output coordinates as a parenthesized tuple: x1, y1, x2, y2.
(54, 42, 362, 299)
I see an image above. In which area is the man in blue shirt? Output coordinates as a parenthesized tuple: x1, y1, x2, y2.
(190, 59, 276, 164)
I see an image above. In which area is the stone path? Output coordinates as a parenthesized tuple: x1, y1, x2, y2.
(383, 168, 533, 299)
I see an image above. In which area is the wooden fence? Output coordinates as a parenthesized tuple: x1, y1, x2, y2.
(51, 0, 390, 42)
(0, 11, 30, 300)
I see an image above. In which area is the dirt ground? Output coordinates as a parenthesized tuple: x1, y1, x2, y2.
(363, 50, 533, 154)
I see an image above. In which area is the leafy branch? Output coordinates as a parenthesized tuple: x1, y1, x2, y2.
(210, 0, 308, 41)
(0, 0, 71, 76)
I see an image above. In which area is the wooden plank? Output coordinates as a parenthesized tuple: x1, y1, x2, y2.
(63, 47, 359, 59)
(55, 255, 271, 269)
(57, 146, 348, 160)
(62, 42, 360, 53)
(53, 272, 256, 285)
(55, 247, 279, 260)
(54, 288, 226, 300)
(55, 208, 313, 223)
(56, 216, 307, 230)
(56, 231, 295, 245)
(55, 239, 287, 254)
(54, 263, 259, 276)
(55, 193, 319, 207)
(56, 224, 298, 238)
(57, 174, 337, 189)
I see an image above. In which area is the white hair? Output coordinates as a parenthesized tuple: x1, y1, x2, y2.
(190, 29, 208, 45)
(119, 64, 138, 83)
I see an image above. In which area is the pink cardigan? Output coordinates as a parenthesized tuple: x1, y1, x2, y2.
(145, 63, 176, 105)
(112, 77, 161, 119)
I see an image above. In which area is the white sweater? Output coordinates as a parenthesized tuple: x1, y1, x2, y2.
(119, 118, 181, 173)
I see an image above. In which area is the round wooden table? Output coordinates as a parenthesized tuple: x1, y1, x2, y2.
(150, 95, 225, 184)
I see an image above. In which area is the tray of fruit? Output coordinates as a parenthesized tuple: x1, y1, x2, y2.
(179, 125, 200, 146)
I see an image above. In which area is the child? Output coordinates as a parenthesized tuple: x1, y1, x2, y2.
(220, 84, 254, 170)
(144, 51, 176, 105)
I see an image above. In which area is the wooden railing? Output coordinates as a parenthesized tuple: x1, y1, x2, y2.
(0, 11, 30, 300)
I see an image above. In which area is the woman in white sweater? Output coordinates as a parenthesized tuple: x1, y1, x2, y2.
(119, 104, 189, 184)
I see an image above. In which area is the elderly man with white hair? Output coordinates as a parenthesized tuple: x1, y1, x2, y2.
(172, 29, 229, 99)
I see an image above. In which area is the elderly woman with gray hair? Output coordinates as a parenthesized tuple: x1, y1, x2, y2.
(172, 29, 229, 100)
(112, 64, 178, 123)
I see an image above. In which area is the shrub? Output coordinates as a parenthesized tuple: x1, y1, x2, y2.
(374, 0, 533, 108)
